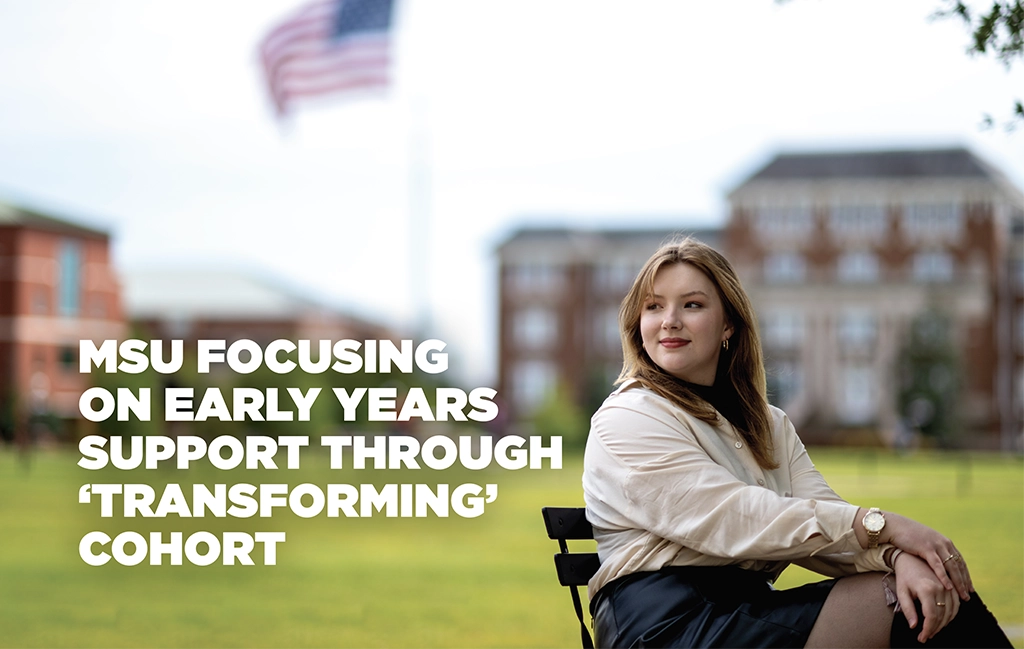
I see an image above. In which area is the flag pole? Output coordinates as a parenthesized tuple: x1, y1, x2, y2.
(408, 93, 432, 339)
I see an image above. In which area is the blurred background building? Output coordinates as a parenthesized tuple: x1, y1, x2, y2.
(497, 147, 1024, 450)
(0, 203, 125, 445)
(0, 206, 394, 444)
(125, 269, 388, 346)
(726, 147, 1023, 450)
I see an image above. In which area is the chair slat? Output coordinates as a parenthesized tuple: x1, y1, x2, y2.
(541, 506, 594, 540)
(554, 552, 600, 587)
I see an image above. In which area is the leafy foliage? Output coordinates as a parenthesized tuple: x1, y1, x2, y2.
(532, 383, 590, 450)
(896, 308, 962, 446)
(937, 1, 1023, 64)
(934, 1, 1024, 129)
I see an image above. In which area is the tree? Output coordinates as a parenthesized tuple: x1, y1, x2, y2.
(532, 383, 590, 451)
(896, 308, 962, 447)
(933, 1, 1024, 130)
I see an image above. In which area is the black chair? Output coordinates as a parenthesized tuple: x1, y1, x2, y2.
(541, 506, 601, 649)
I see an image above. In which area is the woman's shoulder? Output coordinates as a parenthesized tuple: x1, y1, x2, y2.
(597, 379, 677, 415)
(587, 380, 706, 468)
(765, 403, 790, 426)
(763, 403, 806, 458)
(592, 379, 705, 436)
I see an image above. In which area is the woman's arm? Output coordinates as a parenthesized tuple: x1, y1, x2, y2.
(783, 411, 973, 600)
(588, 401, 866, 562)
(781, 411, 894, 574)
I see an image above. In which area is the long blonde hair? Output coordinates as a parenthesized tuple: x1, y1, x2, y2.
(617, 237, 778, 470)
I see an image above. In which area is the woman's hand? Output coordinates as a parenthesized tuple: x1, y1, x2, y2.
(881, 512, 973, 601)
(893, 551, 961, 643)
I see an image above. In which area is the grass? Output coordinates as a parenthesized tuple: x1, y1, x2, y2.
(0, 444, 1020, 648)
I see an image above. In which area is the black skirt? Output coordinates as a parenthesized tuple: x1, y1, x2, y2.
(590, 566, 837, 648)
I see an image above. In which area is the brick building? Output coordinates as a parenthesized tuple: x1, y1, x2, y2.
(725, 147, 1023, 449)
(1009, 216, 1024, 449)
(0, 203, 125, 443)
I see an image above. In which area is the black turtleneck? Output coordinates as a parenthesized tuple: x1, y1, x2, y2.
(680, 376, 748, 433)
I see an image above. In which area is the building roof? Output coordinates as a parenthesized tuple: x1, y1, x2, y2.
(496, 224, 721, 254)
(736, 147, 1013, 184)
(728, 147, 1024, 206)
(124, 268, 333, 321)
(0, 202, 111, 238)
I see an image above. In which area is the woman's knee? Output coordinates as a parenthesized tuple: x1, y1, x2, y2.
(805, 573, 893, 648)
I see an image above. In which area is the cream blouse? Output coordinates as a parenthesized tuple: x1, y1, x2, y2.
(583, 380, 891, 597)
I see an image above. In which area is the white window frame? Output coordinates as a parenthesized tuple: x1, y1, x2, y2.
(764, 252, 807, 284)
(836, 251, 880, 283)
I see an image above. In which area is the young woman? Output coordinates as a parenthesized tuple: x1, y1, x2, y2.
(582, 239, 1010, 648)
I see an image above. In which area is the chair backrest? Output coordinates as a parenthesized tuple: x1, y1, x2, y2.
(541, 506, 600, 649)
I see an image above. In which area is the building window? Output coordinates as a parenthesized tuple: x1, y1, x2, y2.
(59, 346, 77, 373)
(513, 308, 557, 350)
(512, 361, 557, 413)
(764, 253, 806, 283)
(836, 251, 880, 283)
(761, 309, 805, 349)
(766, 359, 802, 408)
(508, 264, 564, 294)
(902, 202, 963, 241)
(1013, 260, 1024, 291)
(838, 310, 877, 348)
(912, 251, 954, 282)
(600, 306, 621, 352)
(755, 205, 814, 238)
(58, 240, 82, 316)
(828, 203, 887, 239)
(594, 261, 637, 295)
(837, 365, 876, 424)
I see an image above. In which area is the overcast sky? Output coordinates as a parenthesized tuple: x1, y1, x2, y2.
(1, 0, 1021, 383)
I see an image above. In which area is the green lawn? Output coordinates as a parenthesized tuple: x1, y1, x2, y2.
(0, 445, 1020, 648)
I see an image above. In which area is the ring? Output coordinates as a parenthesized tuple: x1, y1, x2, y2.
(936, 602, 946, 606)
(942, 553, 960, 564)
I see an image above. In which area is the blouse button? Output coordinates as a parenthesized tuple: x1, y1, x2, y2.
(734, 441, 742, 449)
(757, 479, 765, 486)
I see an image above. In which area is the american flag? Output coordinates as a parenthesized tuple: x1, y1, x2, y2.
(260, 0, 395, 116)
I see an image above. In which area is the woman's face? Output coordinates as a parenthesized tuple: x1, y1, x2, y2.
(640, 262, 733, 386)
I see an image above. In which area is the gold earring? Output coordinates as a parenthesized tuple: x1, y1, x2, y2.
(722, 339, 729, 351)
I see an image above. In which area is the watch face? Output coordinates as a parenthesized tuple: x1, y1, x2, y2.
(865, 511, 885, 532)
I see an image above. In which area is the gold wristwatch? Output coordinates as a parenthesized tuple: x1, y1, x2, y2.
(863, 507, 885, 549)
